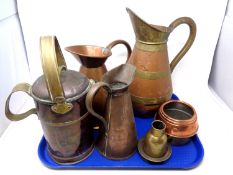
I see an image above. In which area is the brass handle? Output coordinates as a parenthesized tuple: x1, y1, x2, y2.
(169, 17, 196, 72)
(85, 82, 111, 133)
(5, 83, 37, 121)
(106, 40, 132, 62)
(40, 36, 73, 114)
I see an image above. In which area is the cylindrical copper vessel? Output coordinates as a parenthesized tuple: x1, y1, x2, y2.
(126, 8, 196, 117)
(156, 100, 198, 145)
(5, 36, 95, 164)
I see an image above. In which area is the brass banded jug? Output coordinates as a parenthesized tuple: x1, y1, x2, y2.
(126, 8, 196, 117)
(5, 36, 96, 164)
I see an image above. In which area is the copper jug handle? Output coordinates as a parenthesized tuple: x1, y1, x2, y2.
(40, 36, 73, 114)
(85, 82, 111, 133)
(106, 40, 132, 62)
(169, 17, 196, 72)
(5, 83, 37, 121)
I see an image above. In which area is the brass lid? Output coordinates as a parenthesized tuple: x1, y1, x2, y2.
(31, 70, 90, 104)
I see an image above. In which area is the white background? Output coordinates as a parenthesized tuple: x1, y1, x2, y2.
(1, 0, 233, 175)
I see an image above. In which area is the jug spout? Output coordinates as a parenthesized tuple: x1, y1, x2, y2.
(126, 8, 171, 44)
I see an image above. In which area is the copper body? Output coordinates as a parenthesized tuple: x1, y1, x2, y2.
(86, 64, 138, 160)
(126, 8, 196, 117)
(156, 100, 198, 145)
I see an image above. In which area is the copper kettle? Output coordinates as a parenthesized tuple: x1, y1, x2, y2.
(85, 64, 137, 160)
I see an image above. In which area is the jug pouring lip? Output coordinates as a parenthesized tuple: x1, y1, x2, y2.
(126, 8, 172, 33)
(65, 45, 112, 58)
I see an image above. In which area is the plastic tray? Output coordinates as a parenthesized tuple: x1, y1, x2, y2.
(38, 94, 204, 169)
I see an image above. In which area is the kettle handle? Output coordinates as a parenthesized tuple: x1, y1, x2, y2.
(169, 17, 196, 72)
(106, 40, 132, 62)
(5, 83, 37, 121)
(40, 36, 73, 114)
(85, 82, 111, 133)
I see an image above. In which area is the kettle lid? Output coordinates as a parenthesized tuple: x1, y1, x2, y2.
(31, 70, 90, 104)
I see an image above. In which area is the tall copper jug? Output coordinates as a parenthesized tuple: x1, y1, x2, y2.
(5, 36, 96, 164)
(126, 8, 196, 117)
(85, 64, 137, 160)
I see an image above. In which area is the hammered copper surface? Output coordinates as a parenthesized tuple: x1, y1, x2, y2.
(126, 8, 196, 117)
(86, 64, 138, 160)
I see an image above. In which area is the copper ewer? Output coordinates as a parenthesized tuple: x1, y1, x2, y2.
(5, 36, 96, 164)
(126, 8, 196, 117)
(85, 64, 138, 160)
(156, 100, 198, 145)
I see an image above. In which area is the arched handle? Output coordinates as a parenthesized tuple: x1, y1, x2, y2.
(169, 17, 196, 72)
(5, 83, 37, 121)
(40, 36, 73, 114)
(85, 82, 111, 133)
(106, 40, 132, 62)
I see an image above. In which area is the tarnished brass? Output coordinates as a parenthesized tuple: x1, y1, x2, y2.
(65, 40, 131, 129)
(126, 8, 196, 117)
(86, 64, 138, 160)
(138, 120, 171, 163)
(156, 100, 198, 145)
(5, 36, 97, 164)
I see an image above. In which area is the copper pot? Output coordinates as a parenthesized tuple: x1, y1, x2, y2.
(156, 100, 198, 145)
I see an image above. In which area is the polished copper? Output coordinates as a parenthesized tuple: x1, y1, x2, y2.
(138, 120, 171, 163)
(156, 100, 198, 145)
(5, 36, 96, 164)
(85, 64, 138, 160)
(126, 8, 196, 117)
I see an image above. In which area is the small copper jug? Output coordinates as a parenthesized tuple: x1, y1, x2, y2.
(65, 40, 131, 81)
(5, 36, 96, 164)
(85, 64, 137, 160)
(65, 40, 132, 128)
(126, 8, 196, 117)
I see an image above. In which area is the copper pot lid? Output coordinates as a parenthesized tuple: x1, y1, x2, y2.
(31, 70, 91, 104)
(157, 100, 198, 138)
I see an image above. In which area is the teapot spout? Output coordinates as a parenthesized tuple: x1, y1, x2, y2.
(126, 8, 171, 44)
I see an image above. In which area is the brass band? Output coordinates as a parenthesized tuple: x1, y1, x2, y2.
(136, 41, 167, 52)
(131, 92, 172, 105)
(135, 69, 169, 80)
(42, 112, 89, 127)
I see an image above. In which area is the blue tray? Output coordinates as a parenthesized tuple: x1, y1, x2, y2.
(38, 94, 204, 169)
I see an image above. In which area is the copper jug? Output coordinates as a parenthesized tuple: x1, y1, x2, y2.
(65, 40, 131, 81)
(85, 64, 137, 160)
(5, 36, 96, 164)
(65, 40, 132, 128)
(126, 8, 196, 117)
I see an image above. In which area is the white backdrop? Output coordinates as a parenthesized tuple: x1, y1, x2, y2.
(5, 0, 231, 174)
